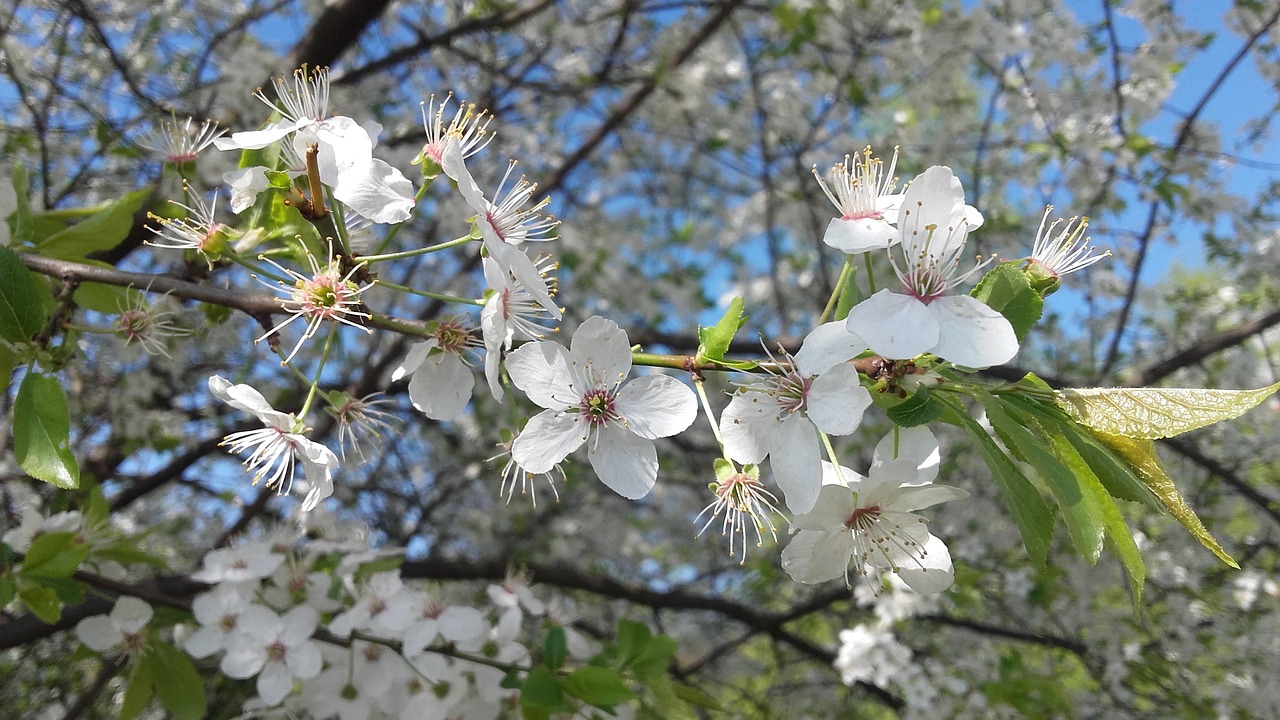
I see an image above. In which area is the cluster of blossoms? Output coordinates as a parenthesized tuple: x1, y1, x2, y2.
(67, 532, 585, 718)
(136, 68, 1109, 606)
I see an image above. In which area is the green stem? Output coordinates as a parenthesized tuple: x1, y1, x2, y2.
(692, 374, 732, 461)
(225, 251, 290, 285)
(297, 328, 337, 421)
(374, 279, 481, 306)
(359, 234, 475, 264)
(820, 257, 856, 325)
(864, 252, 877, 295)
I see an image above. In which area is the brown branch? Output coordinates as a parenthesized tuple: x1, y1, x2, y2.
(920, 613, 1089, 658)
(1132, 307, 1280, 386)
(284, 0, 395, 74)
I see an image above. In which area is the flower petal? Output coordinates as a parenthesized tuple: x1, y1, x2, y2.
(929, 295, 1018, 368)
(616, 375, 697, 439)
(332, 157, 415, 225)
(213, 119, 307, 151)
(881, 483, 969, 513)
(781, 530, 855, 584)
(209, 376, 275, 420)
(794, 321, 868, 376)
(719, 391, 772, 464)
(587, 426, 657, 499)
(569, 316, 632, 383)
(805, 364, 871, 436)
(512, 410, 585, 473)
(870, 426, 940, 485)
(75, 615, 121, 652)
(791, 478, 858, 531)
(895, 534, 955, 594)
(257, 662, 293, 706)
(822, 216, 896, 254)
(111, 596, 154, 634)
(505, 341, 574, 410)
(768, 413, 822, 514)
(391, 341, 434, 383)
(845, 290, 938, 360)
(407, 353, 475, 421)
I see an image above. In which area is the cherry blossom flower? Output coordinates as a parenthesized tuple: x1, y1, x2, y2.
(327, 390, 397, 462)
(136, 115, 224, 165)
(1026, 207, 1109, 293)
(392, 318, 478, 421)
(506, 316, 698, 499)
(214, 66, 414, 224)
(781, 427, 967, 594)
(184, 582, 257, 659)
(480, 256, 558, 400)
(209, 376, 339, 510)
(76, 595, 152, 657)
(415, 93, 493, 171)
(146, 188, 231, 267)
(328, 571, 415, 637)
(256, 245, 374, 364)
(2, 507, 82, 552)
(844, 165, 1017, 368)
(113, 292, 190, 358)
(401, 594, 487, 657)
(221, 605, 322, 707)
(695, 461, 781, 564)
(719, 321, 872, 514)
(492, 429, 564, 507)
(812, 146, 903, 254)
(191, 541, 283, 583)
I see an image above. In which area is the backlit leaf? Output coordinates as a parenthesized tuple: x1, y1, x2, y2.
(1056, 383, 1280, 439)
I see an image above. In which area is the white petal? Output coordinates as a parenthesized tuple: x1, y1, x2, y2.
(485, 241, 561, 318)
(805, 365, 871, 436)
(76, 615, 121, 652)
(391, 341, 434, 383)
(208, 376, 276, 420)
(111, 595, 154, 634)
(791, 479, 858, 531)
(781, 530, 855, 584)
(438, 606, 487, 644)
(183, 626, 225, 659)
(898, 166, 969, 256)
(407, 353, 474, 420)
(768, 413, 822, 514)
(929, 295, 1019, 368)
(402, 619, 440, 658)
(845, 290, 938, 360)
(213, 119, 306, 151)
(440, 141, 486, 210)
(895, 534, 955, 594)
(257, 662, 293, 706)
(280, 605, 319, 645)
(794, 321, 868, 376)
(333, 158, 416, 225)
(223, 166, 271, 214)
(505, 341, 574, 410)
(569, 316, 632, 382)
(881, 483, 969, 513)
(298, 442, 338, 511)
(287, 641, 322, 681)
(512, 410, 585, 473)
(615, 375, 697, 440)
(719, 391, 773, 464)
(221, 643, 266, 679)
(871, 426, 940, 485)
(822, 216, 896, 254)
(587, 426, 658, 499)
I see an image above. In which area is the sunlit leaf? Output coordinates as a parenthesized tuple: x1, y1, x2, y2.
(1056, 383, 1280, 439)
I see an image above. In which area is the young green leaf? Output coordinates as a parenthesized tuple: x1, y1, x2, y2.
(987, 399, 1105, 563)
(0, 245, 48, 343)
(970, 261, 1044, 339)
(884, 386, 944, 427)
(20, 531, 88, 579)
(519, 665, 565, 708)
(1094, 431, 1237, 568)
(14, 372, 80, 489)
(543, 626, 567, 670)
(15, 578, 62, 623)
(151, 642, 207, 720)
(562, 666, 638, 706)
(34, 189, 151, 261)
(696, 297, 746, 363)
(1057, 382, 1280, 439)
(120, 653, 155, 720)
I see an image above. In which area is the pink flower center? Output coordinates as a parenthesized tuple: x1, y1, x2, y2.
(841, 209, 883, 221)
(579, 388, 619, 426)
(775, 371, 811, 415)
(843, 505, 881, 531)
(266, 640, 287, 662)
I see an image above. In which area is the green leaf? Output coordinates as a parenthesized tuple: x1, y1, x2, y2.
(543, 626, 567, 670)
(885, 386, 944, 427)
(14, 372, 80, 489)
(643, 675, 697, 720)
(954, 405, 1052, 567)
(352, 555, 403, 585)
(628, 634, 677, 679)
(1057, 383, 1280, 439)
(20, 531, 88, 579)
(672, 682, 723, 711)
(696, 297, 746, 363)
(970, 261, 1044, 339)
(8, 164, 34, 246)
(0, 245, 47, 343)
(16, 578, 62, 623)
(0, 343, 17, 398)
(562, 666, 638, 706)
(151, 642, 207, 720)
(120, 652, 155, 720)
(834, 262, 862, 321)
(1044, 429, 1145, 605)
(1094, 432, 1237, 568)
(0, 573, 15, 607)
(34, 189, 151, 261)
(520, 665, 564, 708)
(987, 398, 1105, 563)
(615, 619, 652, 663)
(72, 282, 143, 314)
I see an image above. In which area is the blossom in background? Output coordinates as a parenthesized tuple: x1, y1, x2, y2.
(209, 376, 339, 510)
(844, 165, 1016, 368)
(190, 542, 283, 583)
(221, 605, 323, 706)
(256, 246, 373, 364)
(781, 427, 967, 594)
(480, 255, 558, 401)
(719, 321, 872, 514)
(214, 66, 415, 224)
(506, 316, 698, 499)
(327, 390, 397, 462)
(136, 115, 225, 165)
(2, 506, 82, 552)
(184, 582, 257, 659)
(76, 595, 152, 658)
(401, 594, 488, 657)
(392, 318, 479, 421)
(328, 571, 415, 638)
(812, 146, 903, 254)
(114, 292, 191, 358)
